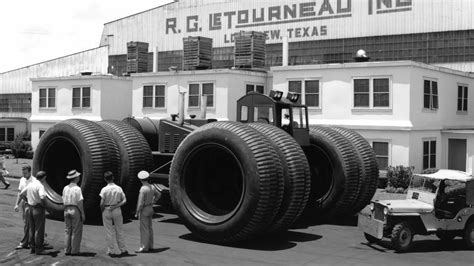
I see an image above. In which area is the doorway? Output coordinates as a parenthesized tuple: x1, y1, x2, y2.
(448, 139, 467, 171)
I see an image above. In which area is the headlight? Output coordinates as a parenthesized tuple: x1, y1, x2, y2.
(383, 207, 389, 215)
(369, 203, 374, 211)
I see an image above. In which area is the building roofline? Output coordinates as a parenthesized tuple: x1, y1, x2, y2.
(30, 75, 131, 82)
(131, 68, 268, 77)
(271, 60, 474, 78)
(0, 46, 108, 75)
(103, 1, 176, 25)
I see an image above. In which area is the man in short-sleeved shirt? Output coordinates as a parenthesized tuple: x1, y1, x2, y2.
(62, 170, 85, 255)
(20, 171, 48, 254)
(99, 171, 128, 256)
(14, 166, 36, 249)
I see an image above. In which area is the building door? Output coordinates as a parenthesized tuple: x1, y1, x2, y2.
(448, 139, 467, 171)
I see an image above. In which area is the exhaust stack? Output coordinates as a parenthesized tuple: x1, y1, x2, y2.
(178, 92, 186, 126)
(200, 95, 207, 119)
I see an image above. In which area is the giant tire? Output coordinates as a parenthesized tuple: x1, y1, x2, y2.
(170, 122, 284, 243)
(98, 120, 154, 217)
(330, 127, 379, 214)
(304, 126, 361, 218)
(33, 119, 121, 220)
(248, 123, 311, 233)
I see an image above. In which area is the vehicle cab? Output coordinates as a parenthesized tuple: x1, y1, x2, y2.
(236, 91, 310, 146)
(358, 169, 474, 252)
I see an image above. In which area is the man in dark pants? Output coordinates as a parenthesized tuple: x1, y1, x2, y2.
(20, 171, 49, 255)
(14, 166, 36, 249)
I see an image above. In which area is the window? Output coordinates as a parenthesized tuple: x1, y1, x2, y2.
(0, 128, 14, 142)
(39, 88, 55, 108)
(246, 84, 264, 94)
(353, 78, 390, 108)
(288, 80, 320, 107)
(72, 87, 91, 108)
(423, 139, 437, 169)
(143, 85, 166, 108)
(0, 93, 31, 113)
(458, 85, 468, 112)
(39, 130, 46, 139)
(188, 83, 214, 108)
(240, 106, 248, 122)
(373, 78, 390, 107)
(354, 79, 370, 107)
(372, 142, 389, 170)
(423, 79, 438, 110)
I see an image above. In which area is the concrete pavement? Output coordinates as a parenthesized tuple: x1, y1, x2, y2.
(0, 178, 473, 265)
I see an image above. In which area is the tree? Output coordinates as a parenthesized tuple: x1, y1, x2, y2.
(10, 132, 31, 164)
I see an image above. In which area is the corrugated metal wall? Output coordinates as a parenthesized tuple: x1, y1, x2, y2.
(100, 0, 474, 55)
(0, 46, 109, 93)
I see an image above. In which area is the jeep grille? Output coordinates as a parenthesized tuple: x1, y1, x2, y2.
(373, 203, 385, 221)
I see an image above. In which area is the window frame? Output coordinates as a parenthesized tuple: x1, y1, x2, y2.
(457, 83, 468, 113)
(370, 140, 391, 171)
(245, 83, 265, 94)
(39, 129, 47, 139)
(142, 84, 167, 109)
(39, 87, 56, 109)
(423, 78, 439, 111)
(72, 86, 92, 109)
(422, 138, 437, 169)
(0, 127, 15, 142)
(352, 76, 392, 109)
(187, 82, 215, 109)
(287, 78, 322, 108)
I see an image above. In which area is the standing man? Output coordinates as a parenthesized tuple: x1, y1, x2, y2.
(0, 158, 10, 189)
(135, 171, 161, 253)
(99, 171, 129, 257)
(19, 171, 49, 255)
(14, 165, 36, 250)
(62, 170, 85, 255)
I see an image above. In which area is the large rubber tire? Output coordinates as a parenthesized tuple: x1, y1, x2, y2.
(98, 120, 154, 217)
(304, 126, 360, 218)
(330, 127, 379, 213)
(33, 119, 121, 220)
(248, 123, 311, 233)
(463, 218, 474, 249)
(170, 122, 284, 243)
(391, 222, 414, 252)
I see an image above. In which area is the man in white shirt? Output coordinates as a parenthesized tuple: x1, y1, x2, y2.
(99, 171, 129, 257)
(19, 171, 48, 255)
(14, 165, 36, 249)
(62, 169, 85, 256)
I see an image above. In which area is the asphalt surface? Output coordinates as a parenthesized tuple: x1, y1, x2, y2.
(1, 178, 473, 265)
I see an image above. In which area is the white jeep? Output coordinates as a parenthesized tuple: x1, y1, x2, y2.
(358, 169, 474, 252)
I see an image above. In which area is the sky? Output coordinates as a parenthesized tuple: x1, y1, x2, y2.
(0, 0, 173, 73)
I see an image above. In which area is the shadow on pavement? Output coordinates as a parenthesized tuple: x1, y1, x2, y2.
(69, 252, 96, 257)
(179, 230, 322, 251)
(159, 217, 183, 225)
(363, 238, 470, 253)
(37, 250, 60, 257)
(292, 214, 358, 229)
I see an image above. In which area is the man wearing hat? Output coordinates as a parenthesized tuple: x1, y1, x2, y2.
(135, 170, 161, 253)
(62, 170, 85, 255)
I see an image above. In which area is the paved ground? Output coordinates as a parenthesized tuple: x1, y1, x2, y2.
(1, 178, 473, 265)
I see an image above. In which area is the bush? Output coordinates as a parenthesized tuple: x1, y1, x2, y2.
(386, 165, 414, 190)
(10, 132, 32, 159)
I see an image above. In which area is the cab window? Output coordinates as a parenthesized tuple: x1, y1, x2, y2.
(254, 106, 274, 123)
(292, 107, 308, 129)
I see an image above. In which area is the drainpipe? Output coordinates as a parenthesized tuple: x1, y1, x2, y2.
(153, 46, 159, 72)
(282, 36, 289, 67)
(200, 95, 207, 119)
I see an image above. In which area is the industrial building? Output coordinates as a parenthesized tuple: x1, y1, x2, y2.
(2, 0, 474, 174)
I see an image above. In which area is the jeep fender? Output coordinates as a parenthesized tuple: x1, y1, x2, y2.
(387, 214, 427, 235)
(446, 209, 474, 231)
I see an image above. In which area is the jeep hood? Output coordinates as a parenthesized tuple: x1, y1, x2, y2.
(377, 199, 434, 213)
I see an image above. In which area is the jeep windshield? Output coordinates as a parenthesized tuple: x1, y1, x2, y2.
(409, 175, 439, 193)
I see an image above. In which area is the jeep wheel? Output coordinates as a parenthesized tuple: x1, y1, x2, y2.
(391, 222, 414, 252)
(364, 233, 379, 244)
(436, 231, 456, 242)
(464, 219, 474, 249)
